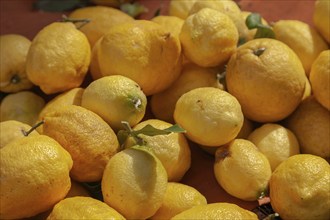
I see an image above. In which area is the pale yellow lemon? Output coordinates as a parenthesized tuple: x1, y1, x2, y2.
(150, 62, 224, 123)
(248, 123, 300, 171)
(226, 38, 306, 122)
(0, 135, 72, 219)
(0, 91, 45, 125)
(273, 20, 328, 74)
(270, 154, 330, 220)
(180, 8, 238, 67)
(168, 0, 197, 19)
(0, 120, 39, 148)
(309, 50, 330, 110)
(285, 96, 330, 158)
(151, 182, 207, 220)
(0, 34, 33, 93)
(81, 75, 147, 131)
(174, 87, 244, 146)
(214, 139, 272, 201)
(26, 22, 91, 94)
(98, 20, 182, 95)
(172, 202, 258, 220)
(69, 6, 133, 47)
(101, 146, 168, 219)
(47, 196, 125, 220)
(151, 15, 184, 38)
(42, 105, 119, 182)
(125, 119, 191, 182)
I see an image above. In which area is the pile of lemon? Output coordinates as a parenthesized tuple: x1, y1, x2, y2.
(1, 0, 329, 219)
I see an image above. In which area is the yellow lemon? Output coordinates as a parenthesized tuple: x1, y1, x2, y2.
(172, 202, 258, 220)
(101, 146, 168, 219)
(89, 38, 103, 80)
(151, 182, 207, 220)
(0, 135, 72, 219)
(241, 11, 269, 41)
(46, 196, 125, 219)
(313, 0, 330, 43)
(168, 0, 197, 19)
(98, 20, 182, 95)
(180, 8, 238, 67)
(37, 87, 84, 133)
(81, 75, 147, 131)
(188, 0, 249, 42)
(273, 20, 328, 74)
(270, 154, 330, 220)
(26, 22, 91, 94)
(0, 34, 33, 93)
(302, 76, 312, 101)
(125, 119, 191, 182)
(150, 62, 224, 123)
(0, 120, 39, 148)
(151, 15, 184, 38)
(226, 38, 306, 122)
(309, 50, 330, 110)
(214, 139, 272, 201)
(248, 123, 300, 171)
(174, 87, 244, 146)
(285, 96, 330, 158)
(69, 6, 133, 47)
(0, 91, 45, 125)
(42, 105, 119, 182)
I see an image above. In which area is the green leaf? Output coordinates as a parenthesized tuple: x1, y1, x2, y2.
(245, 13, 262, 30)
(163, 124, 186, 133)
(254, 25, 275, 39)
(33, 0, 88, 12)
(120, 2, 148, 18)
(132, 124, 172, 137)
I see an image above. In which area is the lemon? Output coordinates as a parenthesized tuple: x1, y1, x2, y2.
(273, 20, 328, 74)
(0, 135, 72, 219)
(151, 182, 206, 219)
(309, 50, 330, 110)
(226, 38, 306, 122)
(172, 202, 258, 220)
(26, 22, 91, 94)
(168, 0, 197, 19)
(0, 91, 45, 125)
(241, 11, 269, 41)
(151, 15, 184, 38)
(97, 20, 182, 95)
(214, 139, 272, 201)
(174, 87, 243, 146)
(248, 123, 300, 171)
(313, 0, 330, 43)
(47, 196, 125, 219)
(0, 34, 33, 93)
(150, 62, 224, 123)
(0, 120, 39, 148)
(125, 119, 191, 182)
(180, 8, 238, 67)
(285, 96, 330, 158)
(102, 146, 168, 219)
(270, 154, 330, 220)
(302, 76, 312, 101)
(188, 0, 249, 42)
(42, 105, 119, 182)
(37, 87, 84, 133)
(89, 38, 103, 80)
(69, 6, 133, 47)
(81, 75, 147, 131)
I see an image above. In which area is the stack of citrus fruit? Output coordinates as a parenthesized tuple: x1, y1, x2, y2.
(1, 0, 329, 219)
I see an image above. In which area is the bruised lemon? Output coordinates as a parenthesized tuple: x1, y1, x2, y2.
(102, 146, 168, 219)
(26, 22, 91, 94)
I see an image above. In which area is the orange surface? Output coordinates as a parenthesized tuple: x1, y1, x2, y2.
(0, 0, 316, 212)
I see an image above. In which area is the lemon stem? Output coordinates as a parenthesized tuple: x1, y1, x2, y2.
(253, 47, 266, 56)
(61, 15, 90, 29)
(22, 120, 44, 136)
(10, 74, 20, 84)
